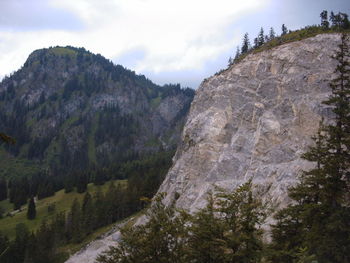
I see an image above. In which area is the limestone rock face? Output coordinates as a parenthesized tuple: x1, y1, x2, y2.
(158, 34, 342, 211)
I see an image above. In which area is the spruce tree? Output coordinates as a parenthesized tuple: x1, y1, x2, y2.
(320, 10, 329, 28)
(82, 192, 94, 235)
(281, 24, 288, 35)
(97, 193, 188, 263)
(258, 27, 265, 47)
(27, 197, 36, 220)
(216, 180, 267, 262)
(0, 177, 7, 201)
(187, 193, 226, 263)
(233, 46, 240, 62)
(241, 33, 250, 54)
(269, 27, 276, 40)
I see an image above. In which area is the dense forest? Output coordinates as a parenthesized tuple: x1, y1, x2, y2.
(0, 151, 174, 262)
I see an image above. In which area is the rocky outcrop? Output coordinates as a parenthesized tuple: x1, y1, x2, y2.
(158, 33, 342, 211)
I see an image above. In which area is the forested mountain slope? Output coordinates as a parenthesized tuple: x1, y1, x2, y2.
(0, 46, 194, 175)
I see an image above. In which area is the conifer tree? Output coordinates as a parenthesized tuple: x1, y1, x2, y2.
(26, 197, 36, 220)
(97, 193, 188, 263)
(186, 193, 226, 262)
(215, 180, 267, 262)
(320, 10, 329, 28)
(82, 192, 94, 235)
(233, 46, 240, 62)
(281, 24, 288, 35)
(65, 198, 83, 243)
(269, 27, 276, 40)
(258, 27, 265, 46)
(241, 33, 250, 54)
(0, 177, 7, 201)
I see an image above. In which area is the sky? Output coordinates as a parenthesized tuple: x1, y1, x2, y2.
(0, 0, 349, 89)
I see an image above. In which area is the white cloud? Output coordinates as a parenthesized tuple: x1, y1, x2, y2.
(0, 0, 268, 81)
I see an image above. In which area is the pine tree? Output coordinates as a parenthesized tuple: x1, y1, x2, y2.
(216, 180, 267, 262)
(228, 57, 233, 66)
(35, 220, 56, 263)
(241, 33, 250, 54)
(97, 193, 188, 263)
(270, 33, 350, 263)
(26, 197, 36, 220)
(186, 193, 226, 262)
(320, 10, 329, 28)
(269, 27, 276, 40)
(82, 192, 94, 235)
(233, 46, 240, 62)
(281, 24, 288, 35)
(65, 198, 83, 243)
(0, 177, 7, 201)
(258, 27, 265, 47)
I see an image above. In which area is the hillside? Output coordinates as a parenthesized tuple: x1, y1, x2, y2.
(0, 46, 194, 176)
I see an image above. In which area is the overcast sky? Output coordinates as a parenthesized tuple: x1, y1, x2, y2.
(0, 0, 349, 89)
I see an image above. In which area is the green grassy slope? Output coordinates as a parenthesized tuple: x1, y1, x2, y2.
(0, 180, 125, 239)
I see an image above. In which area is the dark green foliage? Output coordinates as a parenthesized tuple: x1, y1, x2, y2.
(269, 27, 276, 40)
(330, 11, 350, 29)
(258, 27, 265, 47)
(76, 172, 88, 193)
(66, 198, 83, 243)
(214, 181, 267, 262)
(0, 177, 7, 201)
(64, 175, 74, 193)
(186, 194, 227, 263)
(97, 181, 267, 263)
(241, 33, 250, 54)
(234, 46, 240, 62)
(26, 197, 36, 220)
(82, 192, 95, 235)
(269, 33, 350, 263)
(9, 223, 30, 263)
(320, 10, 329, 28)
(97, 193, 188, 263)
(281, 24, 288, 35)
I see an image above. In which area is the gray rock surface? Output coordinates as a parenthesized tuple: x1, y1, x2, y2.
(158, 33, 342, 211)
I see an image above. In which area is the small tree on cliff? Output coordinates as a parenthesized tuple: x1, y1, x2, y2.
(241, 33, 250, 54)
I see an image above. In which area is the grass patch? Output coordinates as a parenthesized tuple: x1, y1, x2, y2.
(0, 180, 125, 239)
(150, 96, 161, 108)
(50, 47, 77, 57)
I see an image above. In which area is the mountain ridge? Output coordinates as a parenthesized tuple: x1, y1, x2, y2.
(0, 46, 194, 176)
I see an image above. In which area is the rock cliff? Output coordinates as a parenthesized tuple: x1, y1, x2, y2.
(158, 33, 342, 211)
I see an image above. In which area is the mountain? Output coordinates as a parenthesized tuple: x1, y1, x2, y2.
(158, 33, 343, 211)
(0, 46, 194, 175)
